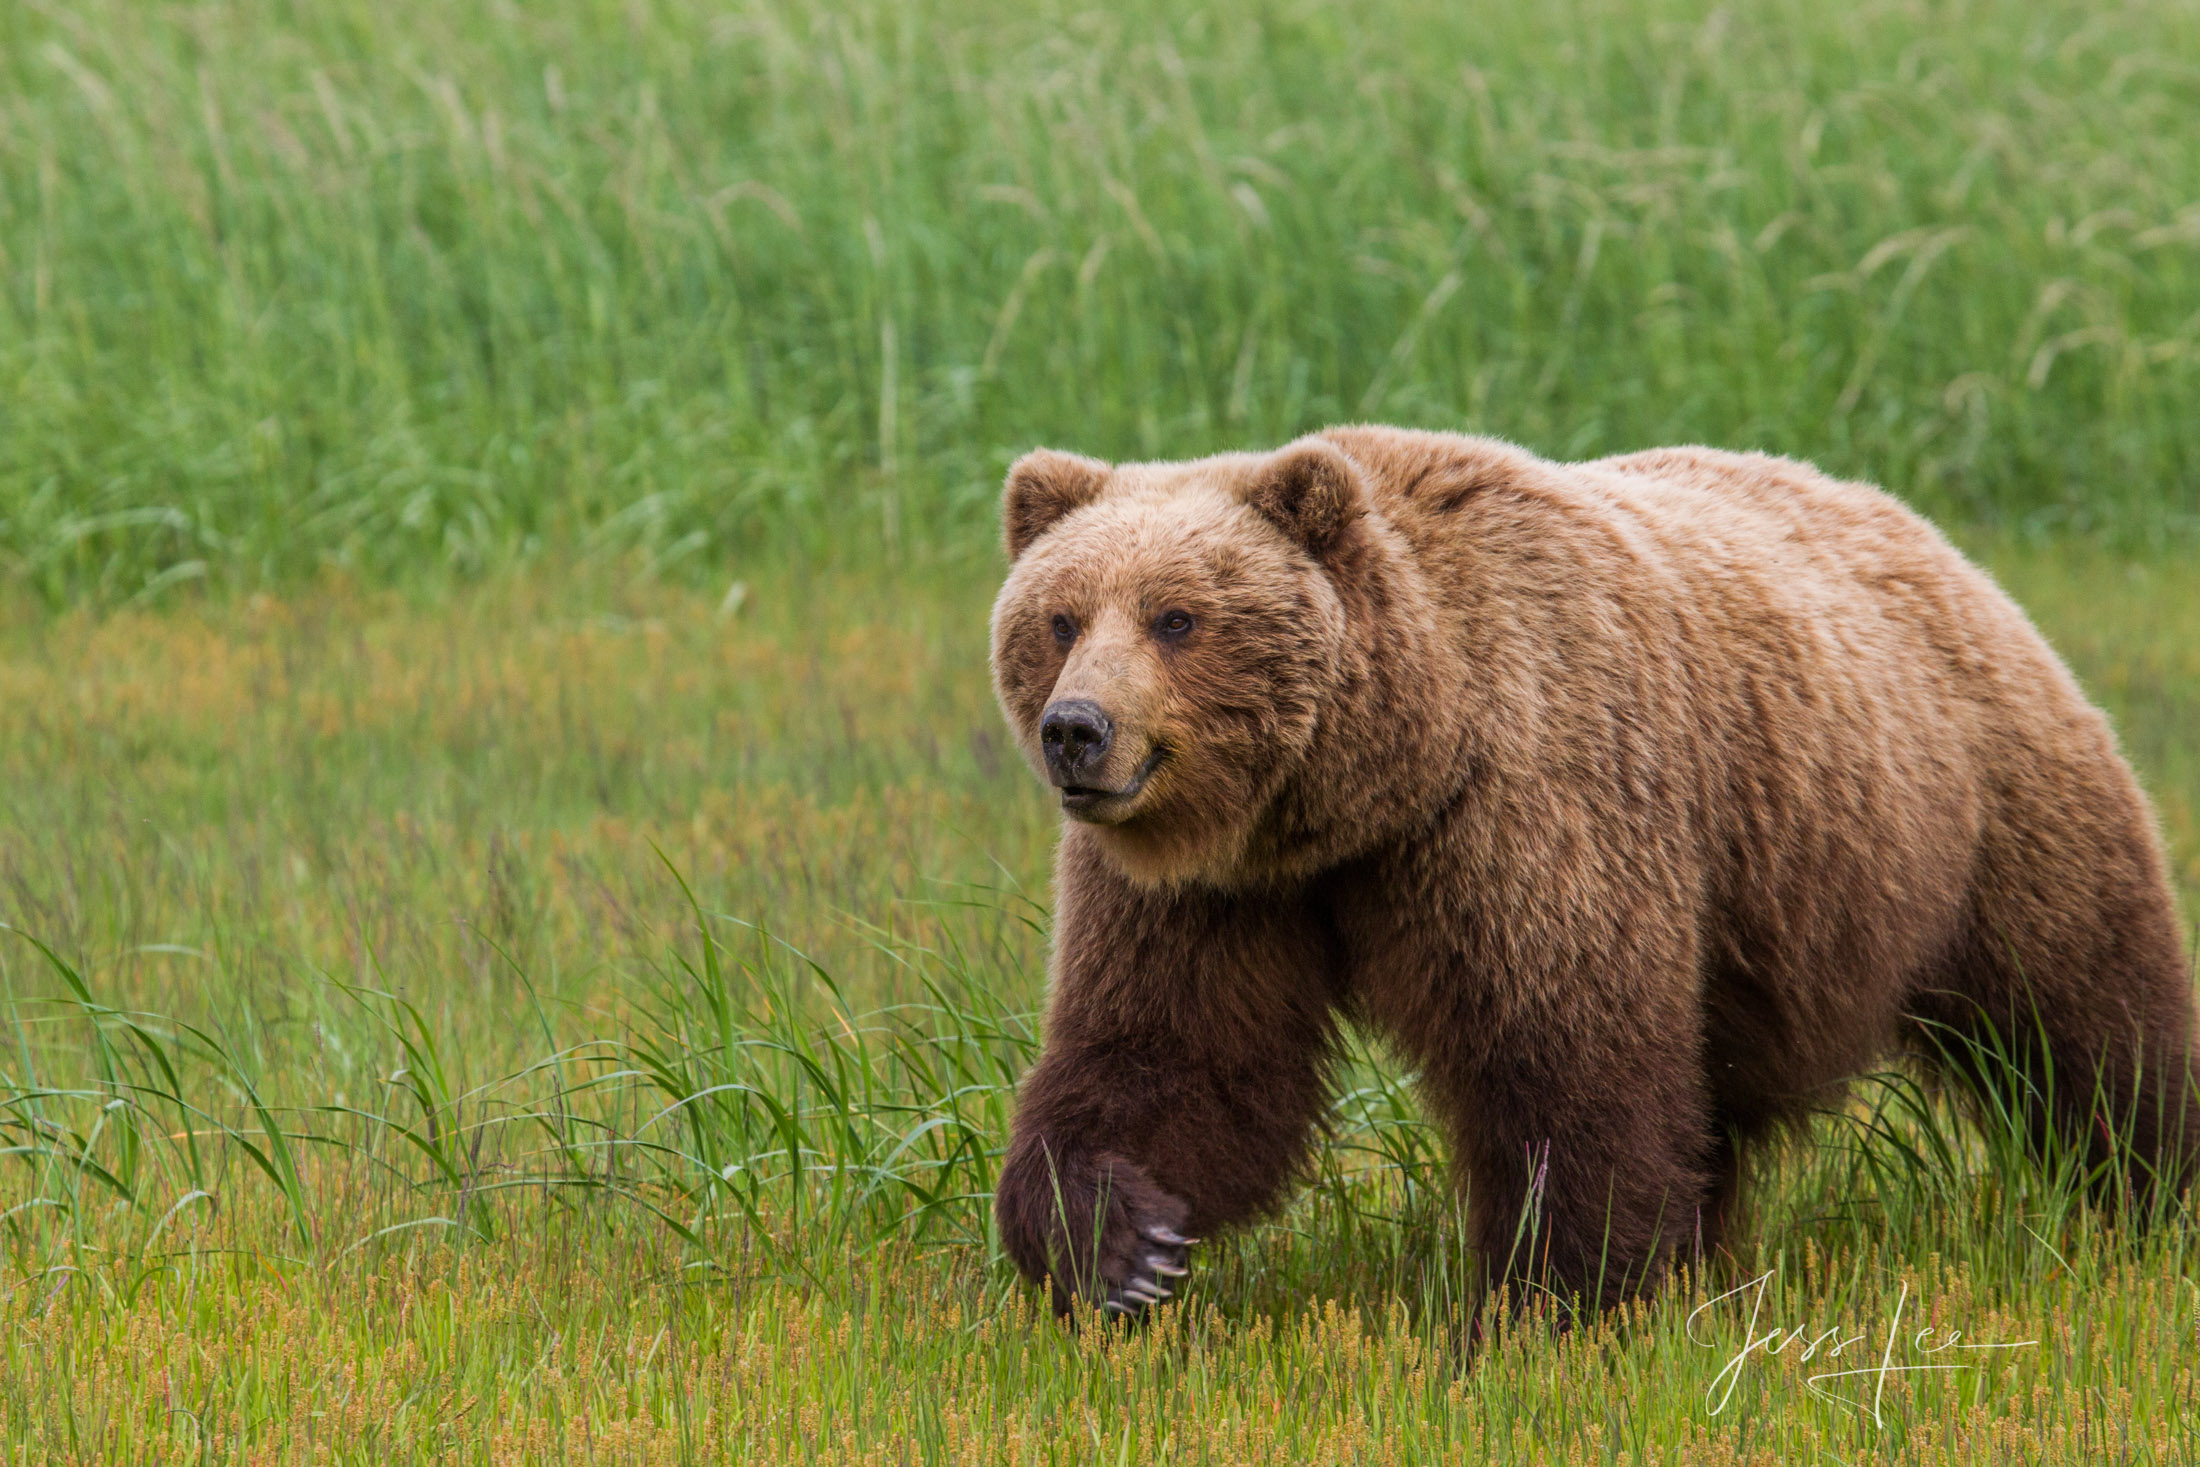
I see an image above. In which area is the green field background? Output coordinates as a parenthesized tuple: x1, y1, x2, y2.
(5, 0, 2199, 598)
(2, 0, 2198, 1462)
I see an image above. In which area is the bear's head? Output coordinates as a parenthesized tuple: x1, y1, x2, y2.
(990, 437, 1368, 886)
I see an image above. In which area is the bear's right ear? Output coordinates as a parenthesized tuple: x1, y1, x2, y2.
(1002, 449, 1111, 559)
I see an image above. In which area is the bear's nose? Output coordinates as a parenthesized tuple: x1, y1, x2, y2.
(1040, 699, 1113, 778)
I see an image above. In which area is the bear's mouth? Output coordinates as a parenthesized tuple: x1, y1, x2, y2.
(1059, 746, 1167, 817)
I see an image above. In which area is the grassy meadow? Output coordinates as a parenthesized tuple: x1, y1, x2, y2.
(6, 0, 2200, 593)
(2, 0, 2199, 1461)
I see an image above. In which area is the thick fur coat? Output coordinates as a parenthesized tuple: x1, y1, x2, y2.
(988, 426, 2197, 1319)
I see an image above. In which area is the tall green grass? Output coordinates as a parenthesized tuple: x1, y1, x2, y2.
(0, 889, 1041, 1268)
(4, 0, 2198, 599)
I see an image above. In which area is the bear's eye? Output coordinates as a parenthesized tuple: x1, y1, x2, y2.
(1050, 613, 1077, 646)
(1153, 609, 1195, 642)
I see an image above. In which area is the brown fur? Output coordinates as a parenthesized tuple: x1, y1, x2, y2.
(989, 426, 2199, 1321)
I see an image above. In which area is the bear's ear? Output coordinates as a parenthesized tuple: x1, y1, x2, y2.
(1002, 449, 1112, 559)
(1243, 438, 1367, 559)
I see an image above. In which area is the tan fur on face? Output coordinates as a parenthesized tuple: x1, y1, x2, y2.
(991, 426, 2199, 1324)
(991, 462, 1352, 884)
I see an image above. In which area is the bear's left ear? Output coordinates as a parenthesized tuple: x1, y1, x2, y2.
(1003, 448, 1112, 560)
(1243, 438, 1367, 559)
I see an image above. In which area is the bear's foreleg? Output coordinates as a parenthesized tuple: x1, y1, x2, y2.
(995, 848, 1342, 1317)
(1428, 980, 1717, 1324)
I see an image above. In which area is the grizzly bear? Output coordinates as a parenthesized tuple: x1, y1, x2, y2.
(988, 426, 2197, 1322)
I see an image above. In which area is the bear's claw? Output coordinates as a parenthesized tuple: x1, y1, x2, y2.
(1099, 1228, 1193, 1322)
(997, 1146, 1196, 1322)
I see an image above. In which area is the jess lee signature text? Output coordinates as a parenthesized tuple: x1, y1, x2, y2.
(1687, 1271, 2036, 1425)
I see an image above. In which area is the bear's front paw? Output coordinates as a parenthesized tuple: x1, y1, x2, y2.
(1101, 1215, 1197, 1321)
(995, 1144, 1198, 1321)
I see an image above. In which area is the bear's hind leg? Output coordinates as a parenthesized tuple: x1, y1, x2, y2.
(1913, 769, 2199, 1212)
(1692, 1127, 1748, 1266)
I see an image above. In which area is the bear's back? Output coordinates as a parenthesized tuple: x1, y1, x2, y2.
(1323, 426, 2090, 756)
(1584, 442, 2099, 751)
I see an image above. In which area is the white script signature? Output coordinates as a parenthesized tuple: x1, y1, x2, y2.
(1686, 1271, 2036, 1425)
